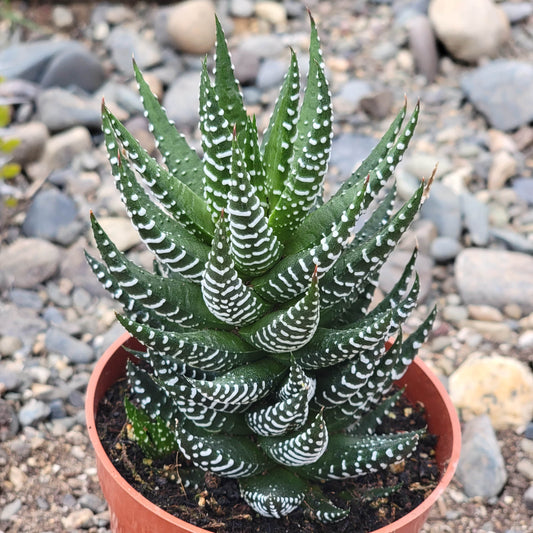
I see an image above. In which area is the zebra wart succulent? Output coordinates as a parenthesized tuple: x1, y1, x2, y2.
(87, 16, 436, 524)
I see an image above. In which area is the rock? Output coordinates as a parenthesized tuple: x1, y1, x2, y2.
(0, 304, 46, 347)
(488, 151, 517, 190)
(430, 236, 462, 262)
(22, 188, 79, 244)
(93, 216, 140, 252)
(256, 58, 288, 90)
(0, 399, 19, 441)
(467, 304, 504, 322)
(450, 355, 533, 429)
(41, 47, 106, 92)
(232, 47, 260, 86)
(455, 249, 533, 313)
(0, 336, 23, 357)
(0, 238, 60, 290)
(27, 126, 93, 179)
(106, 26, 162, 76)
(421, 182, 462, 240)
(500, 2, 533, 24)
(442, 305, 469, 323)
(330, 134, 378, 176)
(456, 415, 507, 498)
(360, 90, 394, 120)
(490, 228, 533, 255)
(488, 129, 518, 153)
(45, 328, 95, 364)
(461, 61, 533, 131)
(429, 0, 510, 63)
(518, 330, 533, 350)
(525, 422, 533, 440)
(165, 1, 216, 55)
(18, 398, 51, 427)
(255, 1, 288, 29)
(512, 177, 533, 205)
(0, 40, 82, 82)
(524, 484, 533, 511)
(517, 459, 533, 481)
(407, 15, 438, 83)
(0, 499, 22, 521)
(401, 153, 451, 180)
(2, 122, 49, 166)
(78, 493, 106, 513)
(460, 193, 490, 246)
(333, 79, 373, 115)
(36, 88, 101, 132)
(236, 34, 285, 59)
(230, 0, 255, 18)
(162, 71, 201, 129)
(61, 508, 94, 530)
(52, 5, 74, 28)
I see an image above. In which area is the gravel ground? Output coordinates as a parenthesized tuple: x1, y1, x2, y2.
(0, 1, 533, 532)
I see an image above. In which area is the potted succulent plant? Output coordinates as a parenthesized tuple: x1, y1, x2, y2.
(85, 15, 460, 533)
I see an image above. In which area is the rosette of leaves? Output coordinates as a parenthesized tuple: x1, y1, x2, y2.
(87, 15, 436, 524)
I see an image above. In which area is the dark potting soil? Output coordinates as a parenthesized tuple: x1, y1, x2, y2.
(96, 378, 440, 533)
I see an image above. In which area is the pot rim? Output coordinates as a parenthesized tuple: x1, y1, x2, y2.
(86, 332, 461, 533)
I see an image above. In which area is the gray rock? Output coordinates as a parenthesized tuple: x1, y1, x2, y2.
(18, 398, 51, 427)
(330, 133, 378, 176)
(9, 289, 44, 310)
(333, 79, 373, 115)
(97, 81, 144, 115)
(45, 328, 95, 364)
(524, 484, 533, 511)
(513, 177, 533, 205)
(107, 26, 162, 75)
(0, 40, 82, 82)
(490, 228, 533, 255)
(420, 182, 462, 239)
(456, 415, 507, 498)
(237, 34, 286, 59)
(460, 192, 490, 246)
(0, 238, 61, 290)
(230, 0, 255, 18)
(0, 498, 22, 520)
(0, 304, 46, 346)
(455, 249, 533, 313)
(0, 365, 23, 392)
(525, 422, 533, 440)
(36, 88, 101, 132)
(407, 14, 438, 83)
(501, 2, 533, 24)
(430, 236, 462, 262)
(22, 188, 79, 244)
(461, 61, 533, 131)
(162, 71, 201, 129)
(41, 47, 106, 92)
(232, 46, 261, 86)
(0, 398, 19, 441)
(360, 90, 394, 120)
(256, 58, 288, 90)
(78, 493, 106, 513)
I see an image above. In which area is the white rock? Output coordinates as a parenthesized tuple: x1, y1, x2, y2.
(429, 0, 510, 63)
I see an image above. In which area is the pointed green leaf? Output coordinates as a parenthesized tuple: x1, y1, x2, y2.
(269, 18, 332, 240)
(296, 430, 422, 480)
(133, 60, 204, 195)
(239, 468, 306, 518)
(102, 105, 214, 241)
(304, 485, 349, 523)
(259, 411, 328, 466)
(102, 110, 209, 282)
(241, 270, 320, 353)
(176, 421, 269, 478)
(202, 213, 269, 325)
(262, 49, 300, 205)
(227, 136, 282, 276)
(117, 314, 259, 373)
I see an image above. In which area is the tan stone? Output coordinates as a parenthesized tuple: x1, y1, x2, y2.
(450, 355, 533, 429)
(488, 150, 517, 190)
(166, 1, 216, 55)
(92, 216, 140, 252)
(467, 304, 504, 322)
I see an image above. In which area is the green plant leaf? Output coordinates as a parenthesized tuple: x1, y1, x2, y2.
(304, 485, 349, 523)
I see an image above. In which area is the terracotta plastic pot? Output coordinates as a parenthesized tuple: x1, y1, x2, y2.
(86, 332, 461, 533)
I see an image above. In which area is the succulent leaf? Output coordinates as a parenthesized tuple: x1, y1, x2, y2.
(240, 116, 268, 209)
(240, 269, 320, 353)
(304, 485, 349, 523)
(296, 430, 422, 480)
(262, 49, 300, 205)
(227, 137, 282, 276)
(202, 213, 269, 325)
(133, 61, 204, 196)
(259, 411, 329, 466)
(176, 421, 269, 478)
(102, 105, 214, 241)
(239, 468, 307, 518)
